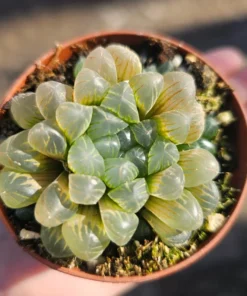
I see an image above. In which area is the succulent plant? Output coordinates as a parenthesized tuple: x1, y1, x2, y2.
(0, 44, 221, 262)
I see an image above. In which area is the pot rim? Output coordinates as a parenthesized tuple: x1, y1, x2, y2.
(0, 30, 247, 283)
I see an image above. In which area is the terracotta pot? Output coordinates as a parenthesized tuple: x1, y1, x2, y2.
(0, 31, 247, 283)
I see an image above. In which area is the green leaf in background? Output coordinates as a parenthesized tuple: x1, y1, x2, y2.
(10, 92, 44, 129)
(129, 72, 164, 118)
(108, 178, 149, 213)
(36, 81, 73, 119)
(69, 174, 106, 205)
(0, 169, 55, 209)
(56, 102, 93, 144)
(99, 195, 139, 246)
(103, 158, 139, 188)
(68, 135, 105, 177)
(83, 46, 117, 84)
(28, 119, 67, 160)
(147, 164, 184, 200)
(188, 181, 220, 217)
(202, 114, 220, 140)
(179, 148, 220, 187)
(93, 135, 120, 159)
(41, 225, 73, 258)
(101, 81, 140, 123)
(35, 172, 78, 227)
(145, 190, 203, 231)
(141, 208, 191, 247)
(117, 127, 136, 152)
(124, 146, 148, 177)
(62, 206, 110, 261)
(148, 137, 179, 175)
(87, 107, 128, 140)
(106, 44, 142, 81)
(74, 68, 110, 105)
(147, 72, 196, 117)
(0, 130, 57, 173)
(73, 56, 85, 78)
(130, 119, 157, 149)
(154, 110, 190, 144)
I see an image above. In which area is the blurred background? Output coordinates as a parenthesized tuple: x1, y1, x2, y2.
(1, 0, 247, 295)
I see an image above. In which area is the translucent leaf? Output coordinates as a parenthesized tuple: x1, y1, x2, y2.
(101, 81, 139, 123)
(35, 172, 78, 227)
(185, 101, 205, 144)
(0, 130, 57, 173)
(202, 114, 219, 140)
(83, 46, 117, 84)
(117, 127, 136, 151)
(93, 135, 120, 158)
(130, 120, 157, 149)
(10, 92, 44, 129)
(108, 178, 149, 213)
(0, 169, 55, 209)
(196, 138, 217, 155)
(73, 56, 85, 78)
(103, 158, 139, 188)
(68, 135, 104, 177)
(141, 209, 191, 247)
(74, 68, 109, 105)
(188, 181, 220, 217)
(69, 174, 106, 205)
(62, 206, 110, 261)
(87, 107, 128, 140)
(147, 164, 184, 200)
(28, 119, 67, 160)
(179, 148, 220, 187)
(124, 146, 148, 177)
(145, 190, 203, 231)
(106, 44, 142, 81)
(36, 81, 73, 119)
(41, 226, 73, 258)
(56, 102, 93, 144)
(99, 196, 139, 246)
(148, 137, 179, 175)
(129, 72, 164, 118)
(154, 110, 190, 144)
(147, 72, 196, 117)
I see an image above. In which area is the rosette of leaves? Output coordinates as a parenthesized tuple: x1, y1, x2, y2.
(0, 44, 220, 262)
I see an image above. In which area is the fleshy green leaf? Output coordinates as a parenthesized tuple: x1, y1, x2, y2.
(145, 190, 203, 231)
(108, 178, 149, 213)
(74, 68, 109, 105)
(35, 172, 78, 227)
(87, 107, 128, 140)
(101, 81, 139, 123)
(69, 174, 106, 205)
(73, 56, 85, 78)
(141, 208, 191, 247)
(147, 164, 184, 200)
(188, 181, 220, 217)
(36, 81, 73, 119)
(28, 119, 67, 160)
(130, 120, 157, 149)
(202, 114, 220, 140)
(62, 206, 110, 261)
(148, 137, 179, 175)
(153, 110, 190, 144)
(41, 226, 73, 258)
(124, 146, 148, 177)
(147, 72, 196, 117)
(68, 135, 104, 177)
(83, 46, 117, 84)
(0, 130, 57, 173)
(117, 127, 136, 151)
(103, 158, 139, 188)
(99, 196, 139, 246)
(56, 102, 93, 144)
(179, 148, 220, 187)
(106, 44, 142, 81)
(129, 72, 164, 118)
(94, 135, 120, 158)
(10, 92, 44, 129)
(0, 169, 55, 209)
